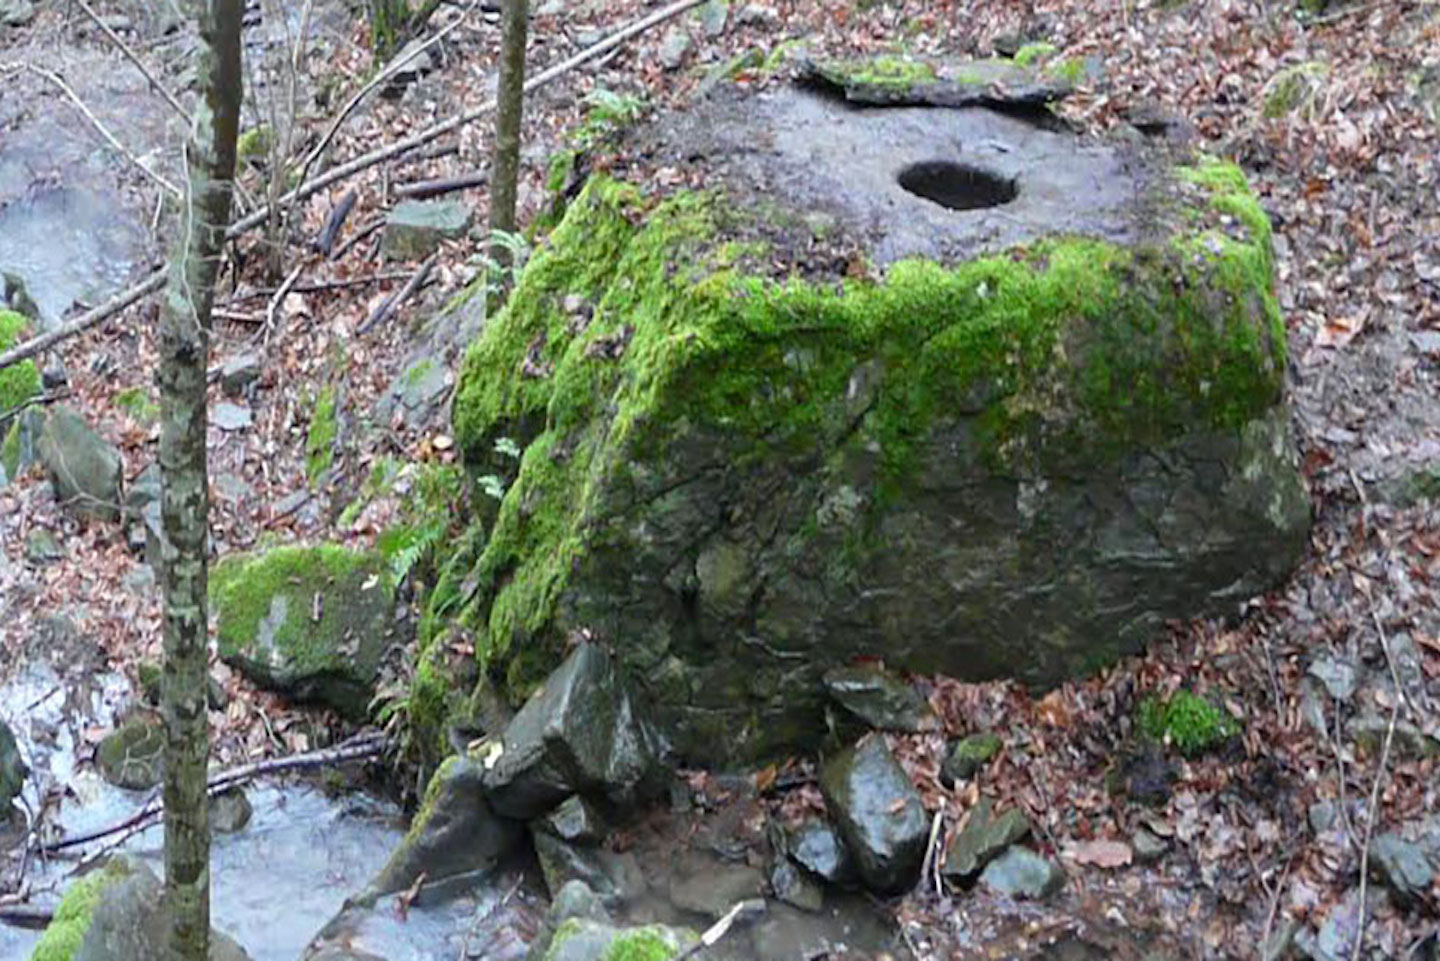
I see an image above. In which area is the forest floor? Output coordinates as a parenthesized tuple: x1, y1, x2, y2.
(1, 0, 1438, 957)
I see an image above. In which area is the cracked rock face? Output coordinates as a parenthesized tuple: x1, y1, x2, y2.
(439, 74, 1309, 765)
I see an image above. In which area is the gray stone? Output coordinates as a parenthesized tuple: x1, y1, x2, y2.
(696, 0, 728, 37)
(539, 794, 607, 844)
(786, 819, 854, 884)
(54, 858, 252, 961)
(941, 732, 1003, 783)
(769, 857, 824, 912)
(978, 846, 1064, 899)
(1348, 715, 1440, 759)
(658, 28, 692, 70)
(1293, 886, 1384, 961)
(668, 859, 765, 919)
(377, 357, 452, 431)
(25, 528, 63, 564)
(481, 644, 666, 820)
(942, 796, 1030, 878)
(1309, 801, 1338, 834)
(210, 786, 253, 834)
(213, 545, 404, 719)
(549, 879, 612, 925)
(735, 4, 778, 26)
(819, 735, 927, 894)
(213, 471, 255, 503)
(221, 350, 263, 397)
(1, 0, 35, 28)
(95, 716, 164, 790)
(382, 200, 472, 260)
(532, 830, 645, 905)
(39, 405, 124, 521)
(212, 401, 253, 431)
(1369, 832, 1435, 902)
(0, 720, 24, 814)
(1307, 655, 1358, 701)
(366, 755, 523, 897)
(823, 664, 935, 732)
(1130, 826, 1169, 863)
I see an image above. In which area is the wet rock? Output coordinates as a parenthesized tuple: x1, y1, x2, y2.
(30, 856, 252, 961)
(1369, 832, 1435, 903)
(668, 857, 765, 919)
(0, 720, 24, 814)
(39, 405, 124, 522)
(818, 735, 928, 894)
(823, 664, 935, 733)
(978, 846, 1064, 899)
(366, 755, 523, 897)
(96, 716, 164, 790)
(543, 919, 700, 961)
(786, 819, 855, 884)
(1307, 654, 1358, 701)
(381, 200, 472, 260)
(220, 350, 263, 397)
(210, 786, 253, 834)
(539, 794, 607, 844)
(212, 544, 404, 719)
(532, 829, 646, 906)
(942, 796, 1030, 879)
(658, 27, 692, 70)
(481, 644, 665, 820)
(449, 73, 1308, 765)
(769, 857, 824, 912)
(941, 732, 1003, 783)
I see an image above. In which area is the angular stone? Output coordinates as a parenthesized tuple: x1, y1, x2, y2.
(212, 545, 403, 719)
(658, 27, 691, 70)
(30, 857, 252, 961)
(210, 786, 253, 834)
(942, 796, 1030, 879)
(978, 846, 1064, 899)
(818, 735, 927, 894)
(1348, 715, 1440, 760)
(549, 879, 612, 925)
(0, 720, 24, 814)
(382, 200, 472, 260)
(531, 829, 645, 906)
(539, 794, 607, 844)
(697, 0, 728, 37)
(1307, 655, 1358, 701)
(481, 644, 665, 820)
(769, 857, 824, 912)
(787, 819, 855, 884)
(25, 528, 63, 564)
(1130, 826, 1169, 864)
(366, 755, 523, 897)
(1369, 832, 1435, 902)
(941, 732, 1003, 783)
(445, 71, 1309, 765)
(95, 716, 164, 790)
(39, 405, 123, 522)
(212, 401, 253, 431)
(823, 664, 935, 732)
(0, 0, 35, 28)
(221, 350, 263, 396)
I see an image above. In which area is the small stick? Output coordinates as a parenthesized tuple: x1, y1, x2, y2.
(264, 261, 308, 345)
(670, 900, 764, 960)
(332, 218, 385, 261)
(71, 0, 193, 125)
(358, 254, 437, 334)
(315, 189, 358, 256)
(394, 170, 489, 200)
(0, 269, 166, 371)
(1350, 610, 1401, 961)
(28, 65, 180, 197)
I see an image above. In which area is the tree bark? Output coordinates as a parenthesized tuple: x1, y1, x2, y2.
(158, 0, 242, 959)
(489, 0, 528, 268)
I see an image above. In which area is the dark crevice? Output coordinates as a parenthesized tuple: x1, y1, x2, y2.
(897, 161, 1018, 211)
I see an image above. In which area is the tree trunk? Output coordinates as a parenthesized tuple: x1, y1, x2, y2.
(489, 0, 528, 268)
(158, 0, 242, 958)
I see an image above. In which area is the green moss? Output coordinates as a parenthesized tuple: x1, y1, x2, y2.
(603, 928, 677, 961)
(444, 157, 1283, 710)
(1013, 42, 1057, 67)
(114, 387, 159, 424)
(237, 125, 271, 162)
(210, 544, 385, 673)
(1137, 690, 1239, 756)
(0, 310, 40, 414)
(1049, 57, 1085, 85)
(817, 54, 938, 92)
(307, 385, 338, 482)
(1262, 62, 1327, 119)
(29, 859, 133, 961)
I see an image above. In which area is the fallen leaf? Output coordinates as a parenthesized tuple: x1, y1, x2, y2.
(1065, 839, 1133, 868)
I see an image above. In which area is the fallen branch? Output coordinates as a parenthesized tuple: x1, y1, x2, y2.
(394, 170, 489, 200)
(315, 189, 359, 256)
(0, 903, 53, 930)
(221, 270, 415, 303)
(39, 733, 386, 854)
(264, 261, 308, 346)
(357, 253, 437, 334)
(0, 269, 166, 372)
(72, 0, 193, 126)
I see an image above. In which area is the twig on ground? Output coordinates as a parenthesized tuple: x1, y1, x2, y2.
(394, 170, 489, 200)
(918, 801, 946, 897)
(220, 271, 415, 303)
(315, 189, 359, 256)
(331, 218, 385, 261)
(71, 0, 192, 125)
(670, 899, 765, 961)
(264, 261, 308, 346)
(28, 65, 180, 197)
(358, 254, 437, 334)
(0, 269, 166, 372)
(0, 903, 53, 930)
(38, 733, 386, 854)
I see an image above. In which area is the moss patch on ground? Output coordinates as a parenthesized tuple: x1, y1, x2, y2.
(307, 384, 338, 482)
(0, 310, 40, 414)
(29, 859, 133, 961)
(1137, 689, 1240, 756)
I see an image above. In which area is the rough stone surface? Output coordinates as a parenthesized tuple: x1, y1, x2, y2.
(95, 716, 164, 790)
(539, 794, 607, 844)
(382, 200, 472, 260)
(803, 54, 1076, 109)
(818, 735, 927, 894)
(787, 819, 855, 885)
(0, 720, 23, 814)
(769, 857, 824, 912)
(212, 545, 403, 719)
(210, 786, 254, 834)
(978, 846, 1064, 899)
(443, 75, 1309, 766)
(823, 665, 935, 732)
(1369, 832, 1436, 902)
(481, 644, 666, 820)
(220, 349, 263, 397)
(39, 405, 123, 522)
(668, 859, 765, 918)
(942, 797, 1031, 878)
(532, 830, 646, 905)
(942, 732, 1003, 783)
(367, 755, 523, 897)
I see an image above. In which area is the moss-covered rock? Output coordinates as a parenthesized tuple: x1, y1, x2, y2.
(433, 76, 1307, 765)
(211, 545, 404, 719)
(0, 309, 40, 415)
(28, 858, 134, 961)
(544, 918, 700, 961)
(37, 405, 123, 522)
(1136, 689, 1239, 756)
(94, 716, 164, 790)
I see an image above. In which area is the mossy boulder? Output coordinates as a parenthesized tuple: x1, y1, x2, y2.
(544, 918, 701, 961)
(211, 545, 403, 719)
(438, 75, 1308, 765)
(37, 405, 123, 522)
(0, 309, 40, 417)
(94, 716, 164, 791)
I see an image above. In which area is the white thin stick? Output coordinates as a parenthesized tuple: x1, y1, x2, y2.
(264, 261, 307, 345)
(28, 64, 181, 197)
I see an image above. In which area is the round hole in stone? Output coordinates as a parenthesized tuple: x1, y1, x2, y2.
(897, 161, 1018, 211)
